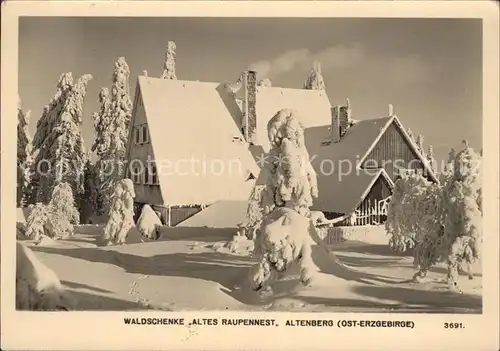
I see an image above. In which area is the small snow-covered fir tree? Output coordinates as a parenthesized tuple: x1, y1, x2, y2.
(160, 41, 177, 80)
(46, 182, 79, 239)
(303, 61, 325, 90)
(102, 179, 136, 245)
(249, 109, 320, 292)
(25, 203, 51, 242)
(416, 134, 425, 156)
(92, 57, 133, 213)
(17, 97, 33, 206)
(426, 145, 437, 173)
(258, 78, 272, 87)
(25, 182, 79, 241)
(386, 140, 482, 291)
(30, 73, 93, 205)
(407, 128, 415, 141)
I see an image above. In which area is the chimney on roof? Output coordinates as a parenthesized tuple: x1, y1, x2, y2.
(331, 106, 341, 143)
(339, 98, 352, 137)
(388, 104, 394, 117)
(242, 70, 257, 145)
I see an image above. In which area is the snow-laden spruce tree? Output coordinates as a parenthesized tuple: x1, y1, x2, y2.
(249, 109, 320, 293)
(30, 73, 93, 205)
(426, 144, 437, 173)
(91, 88, 112, 160)
(160, 41, 177, 80)
(303, 61, 325, 90)
(92, 57, 132, 213)
(102, 178, 136, 245)
(386, 140, 482, 291)
(17, 97, 33, 207)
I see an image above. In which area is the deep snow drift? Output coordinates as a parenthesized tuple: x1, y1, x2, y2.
(18, 224, 482, 313)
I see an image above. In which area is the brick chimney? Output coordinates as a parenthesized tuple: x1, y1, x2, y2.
(242, 70, 257, 144)
(339, 98, 352, 137)
(331, 106, 341, 143)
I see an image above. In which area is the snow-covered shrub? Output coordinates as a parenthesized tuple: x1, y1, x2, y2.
(102, 179, 136, 245)
(250, 109, 319, 292)
(386, 140, 482, 289)
(25, 182, 79, 240)
(258, 78, 272, 87)
(136, 204, 162, 239)
(16, 242, 74, 310)
(46, 182, 79, 239)
(250, 207, 316, 290)
(25, 203, 50, 241)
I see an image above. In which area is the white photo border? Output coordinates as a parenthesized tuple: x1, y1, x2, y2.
(1, 1, 499, 350)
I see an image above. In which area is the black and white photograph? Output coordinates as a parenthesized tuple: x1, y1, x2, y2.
(1, 1, 499, 350)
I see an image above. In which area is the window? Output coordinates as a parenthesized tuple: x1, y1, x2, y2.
(134, 124, 149, 145)
(144, 164, 149, 184)
(135, 128, 140, 144)
(151, 162, 158, 185)
(142, 125, 148, 143)
(131, 165, 140, 184)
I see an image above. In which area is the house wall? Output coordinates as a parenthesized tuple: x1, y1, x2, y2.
(170, 206, 202, 226)
(133, 202, 201, 226)
(362, 121, 430, 182)
(126, 96, 164, 206)
(354, 176, 392, 226)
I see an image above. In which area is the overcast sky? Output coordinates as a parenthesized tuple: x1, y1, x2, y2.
(19, 17, 482, 164)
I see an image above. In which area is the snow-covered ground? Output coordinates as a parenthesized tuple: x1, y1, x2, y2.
(19, 225, 482, 313)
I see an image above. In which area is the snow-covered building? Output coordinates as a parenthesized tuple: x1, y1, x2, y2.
(125, 68, 438, 227)
(304, 105, 439, 226)
(124, 71, 331, 226)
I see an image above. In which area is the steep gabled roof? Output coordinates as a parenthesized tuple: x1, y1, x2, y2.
(358, 115, 439, 183)
(303, 115, 437, 214)
(305, 117, 393, 169)
(312, 168, 393, 214)
(134, 76, 259, 206)
(254, 87, 332, 151)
